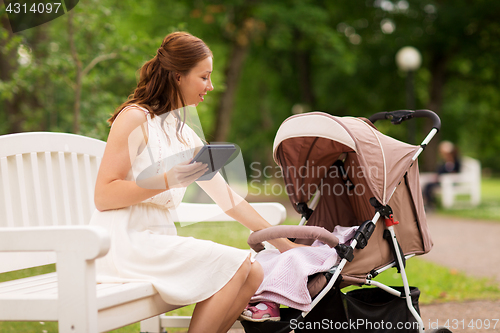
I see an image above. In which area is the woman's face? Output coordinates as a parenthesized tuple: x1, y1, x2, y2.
(178, 56, 214, 107)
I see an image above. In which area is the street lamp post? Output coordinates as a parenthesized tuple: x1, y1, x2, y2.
(396, 46, 422, 144)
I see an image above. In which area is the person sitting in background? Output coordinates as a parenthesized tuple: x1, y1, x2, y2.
(423, 141, 461, 210)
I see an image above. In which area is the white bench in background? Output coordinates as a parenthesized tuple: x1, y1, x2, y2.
(0, 132, 285, 333)
(420, 156, 481, 208)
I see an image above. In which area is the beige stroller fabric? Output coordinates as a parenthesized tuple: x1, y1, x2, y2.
(272, 112, 432, 282)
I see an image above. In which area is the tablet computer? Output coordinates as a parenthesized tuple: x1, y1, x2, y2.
(191, 144, 237, 181)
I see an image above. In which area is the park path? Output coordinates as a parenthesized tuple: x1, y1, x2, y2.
(418, 214, 500, 333)
(422, 213, 500, 284)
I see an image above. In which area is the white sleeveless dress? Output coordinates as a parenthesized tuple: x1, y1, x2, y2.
(89, 105, 250, 305)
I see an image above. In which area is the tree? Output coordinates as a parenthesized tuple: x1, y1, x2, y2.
(0, 0, 187, 138)
(328, 0, 500, 171)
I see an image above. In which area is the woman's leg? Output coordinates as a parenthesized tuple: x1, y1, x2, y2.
(216, 260, 263, 333)
(187, 257, 263, 333)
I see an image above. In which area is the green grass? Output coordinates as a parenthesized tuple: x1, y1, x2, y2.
(344, 258, 500, 304)
(436, 177, 500, 221)
(0, 264, 56, 283)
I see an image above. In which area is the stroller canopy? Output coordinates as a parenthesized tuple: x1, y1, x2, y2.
(273, 112, 420, 206)
(273, 112, 432, 272)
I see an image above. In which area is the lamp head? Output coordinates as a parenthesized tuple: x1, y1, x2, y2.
(396, 46, 422, 71)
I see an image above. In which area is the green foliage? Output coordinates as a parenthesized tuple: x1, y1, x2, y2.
(2, 0, 500, 171)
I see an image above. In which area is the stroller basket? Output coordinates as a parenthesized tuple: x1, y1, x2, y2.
(345, 286, 421, 333)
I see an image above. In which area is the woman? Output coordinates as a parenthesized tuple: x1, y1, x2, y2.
(90, 31, 297, 333)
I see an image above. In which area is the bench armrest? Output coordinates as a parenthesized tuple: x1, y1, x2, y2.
(0, 226, 110, 260)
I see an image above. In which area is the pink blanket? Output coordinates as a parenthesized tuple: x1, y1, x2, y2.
(250, 226, 357, 311)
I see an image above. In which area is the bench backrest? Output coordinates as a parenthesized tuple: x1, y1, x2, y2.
(0, 132, 286, 273)
(439, 156, 481, 184)
(0, 132, 105, 272)
(460, 156, 481, 182)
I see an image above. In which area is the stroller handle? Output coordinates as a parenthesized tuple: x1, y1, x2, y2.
(248, 225, 339, 252)
(369, 109, 441, 131)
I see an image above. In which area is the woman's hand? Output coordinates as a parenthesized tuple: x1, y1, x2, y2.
(273, 237, 308, 253)
(164, 160, 208, 189)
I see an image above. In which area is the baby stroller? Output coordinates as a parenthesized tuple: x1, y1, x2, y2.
(242, 110, 451, 333)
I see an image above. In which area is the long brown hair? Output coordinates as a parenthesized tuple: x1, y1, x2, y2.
(108, 32, 212, 141)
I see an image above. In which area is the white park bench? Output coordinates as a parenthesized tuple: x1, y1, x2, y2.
(0, 132, 286, 332)
(419, 156, 481, 208)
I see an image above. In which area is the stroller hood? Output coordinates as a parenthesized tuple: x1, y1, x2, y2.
(273, 112, 419, 206)
(273, 112, 432, 258)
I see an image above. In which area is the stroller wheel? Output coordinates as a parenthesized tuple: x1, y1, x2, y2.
(428, 327, 453, 333)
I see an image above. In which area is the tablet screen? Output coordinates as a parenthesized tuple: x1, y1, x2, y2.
(191, 144, 237, 181)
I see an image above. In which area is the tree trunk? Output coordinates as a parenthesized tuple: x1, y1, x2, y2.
(211, 42, 248, 142)
(424, 52, 448, 172)
(68, 10, 82, 134)
(28, 25, 49, 131)
(296, 49, 315, 109)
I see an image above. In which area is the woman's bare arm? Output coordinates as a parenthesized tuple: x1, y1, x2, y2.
(94, 108, 164, 211)
(94, 108, 206, 211)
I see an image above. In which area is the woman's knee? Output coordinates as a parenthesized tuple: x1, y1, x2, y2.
(234, 256, 252, 280)
(235, 257, 263, 289)
(248, 260, 264, 288)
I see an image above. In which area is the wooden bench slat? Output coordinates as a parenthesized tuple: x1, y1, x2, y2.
(30, 152, 46, 226)
(1, 274, 159, 311)
(44, 152, 59, 226)
(58, 152, 73, 225)
(0, 273, 57, 292)
(83, 154, 94, 221)
(0, 299, 59, 321)
(15, 154, 30, 227)
(96, 282, 158, 310)
(71, 152, 85, 225)
(1, 281, 58, 295)
(1, 157, 14, 227)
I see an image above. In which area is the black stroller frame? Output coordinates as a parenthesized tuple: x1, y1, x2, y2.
(243, 110, 451, 333)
